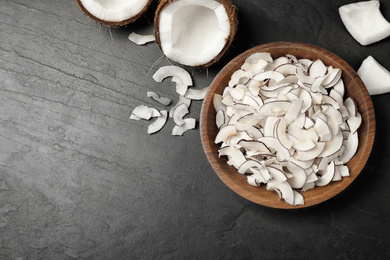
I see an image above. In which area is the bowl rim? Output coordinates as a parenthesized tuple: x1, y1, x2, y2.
(200, 41, 376, 209)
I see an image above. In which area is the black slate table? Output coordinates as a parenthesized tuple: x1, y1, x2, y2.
(1, 0, 390, 259)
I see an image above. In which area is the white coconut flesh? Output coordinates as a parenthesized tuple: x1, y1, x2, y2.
(339, 0, 390, 46)
(214, 52, 362, 206)
(357, 55, 390, 95)
(79, 0, 149, 22)
(158, 0, 230, 66)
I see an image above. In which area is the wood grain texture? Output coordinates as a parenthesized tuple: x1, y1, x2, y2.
(200, 41, 376, 209)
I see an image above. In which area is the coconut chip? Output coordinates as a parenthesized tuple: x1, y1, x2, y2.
(172, 118, 196, 135)
(148, 110, 168, 134)
(128, 32, 156, 45)
(339, 0, 390, 46)
(357, 55, 390, 95)
(147, 91, 172, 105)
(131, 105, 161, 120)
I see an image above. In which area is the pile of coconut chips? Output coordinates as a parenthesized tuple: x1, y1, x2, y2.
(214, 52, 361, 206)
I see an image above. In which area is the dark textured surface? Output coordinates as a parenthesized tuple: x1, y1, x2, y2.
(0, 0, 389, 259)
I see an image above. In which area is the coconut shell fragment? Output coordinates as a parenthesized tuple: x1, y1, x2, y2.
(154, 0, 238, 67)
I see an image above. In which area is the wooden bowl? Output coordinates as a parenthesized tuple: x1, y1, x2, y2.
(200, 42, 375, 209)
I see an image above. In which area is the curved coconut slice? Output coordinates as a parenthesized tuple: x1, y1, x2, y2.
(274, 63, 298, 76)
(172, 118, 196, 136)
(322, 68, 342, 88)
(131, 105, 161, 120)
(314, 117, 332, 142)
(213, 94, 226, 112)
(289, 157, 315, 170)
(253, 71, 285, 82)
(76, 0, 153, 26)
(263, 116, 279, 137)
(216, 110, 227, 128)
(258, 137, 291, 161)
(315, 161, 335, 187)
(283, 99, 303, 125)
(218, 146, 246, 168)
(338, 131, 359, 164)
(128, 32, 155, 45)
(184, 87, 209, 100)
(245, 52, 273, 64)
(289, 135, 316, 152)
(275, 118, 294, 149)
(347, 111, 362, 135)
(155, 0, 237, 67)
(339, 0, 390, 46)
(357, 55, 390, 95)
(296, 66, 315, 85)
(267, 166, 288, 182)
(308, 59, 327, 78)
(148, 111, 168, 134)
(238, 140, 271, 154)
(215, 124, 237, 144)
(281, 161, 306, 189)
(172, 103, 189, 125)
(245, 126, 263, 139)
(266, 180, 294, 205)
(154, 66, 193, 86)
(147, 91, 172, 106)
(318, 130, 344, 158)
(237, 159, 265, 175)
(170, 95, 192, 118)
(229, 70, 248, 88)
(258, 101, 292, 117)
(295, 142, 326, 161)
(293, 190, 304, 205)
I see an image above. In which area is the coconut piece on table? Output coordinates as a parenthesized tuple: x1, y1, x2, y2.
(357, 56, 390, 95)
(131, 105, 161, 120)
(147, 91, 172, 106)
(148, 111, 168, 134)
(172, 118, 196, 136)
(128, 32, 155, 45)
(154, 0, 237, 67)
(76, 0, 153, 26)
(184, 87, 209, 100)
(339, 0, 390, 46)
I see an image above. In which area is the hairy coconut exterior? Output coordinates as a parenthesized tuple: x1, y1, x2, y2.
(76, 0, 153, 27)
(154, 0, 238, 67)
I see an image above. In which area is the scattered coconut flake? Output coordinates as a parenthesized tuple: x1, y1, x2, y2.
(148, 110, 168, 134)
(147, 91, 172, 105)
(172, 103, 189, 126)
(128, 32, 155, 45)
(339, 0, 390, 46)
(131, 105, 160, 120)
(153, 66, 193, 86)
(184, 87, 209, 100)
(172, 118, 196, 136)
(357, 55, 390, 95)
(214, 52, 362, 206)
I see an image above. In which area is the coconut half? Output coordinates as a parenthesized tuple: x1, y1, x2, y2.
(76, 0, 153, 26)
(154, 0, 237, 67)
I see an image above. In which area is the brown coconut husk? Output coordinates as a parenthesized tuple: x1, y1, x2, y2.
(76, 0, 154, 27)
(154, 0, 238, 68)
